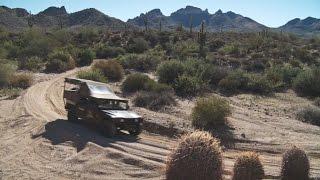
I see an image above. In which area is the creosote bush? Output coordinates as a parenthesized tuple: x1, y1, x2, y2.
(77, 69, 107, 83)
(121, 73, 150, 93)
(297, 106, 320, 126)
(95, 45, 125, 58)
(281, 146, 310, 180)
(76, 49, 94, 66)
(192, 96, 231, 129)
(293, 68, 320, 97)
(166, 131, 223, 180)
(9, 73, 33, 89)
(218, 70, 249, 95)
(173, 75, 205, 97)
(134, 90, 175, 110)
(19, 56, 43, 72)
(0, 62, 16, 87)
(118, 53, 161, 72)
(232, 152, 264, 180)
(46, 51, 75, 73)
(314, 97, 320, 107)
(92, 60, 124, 82)
(157, 60, 184, 84)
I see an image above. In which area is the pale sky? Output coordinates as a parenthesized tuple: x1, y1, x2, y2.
(1, 0, 320, 28)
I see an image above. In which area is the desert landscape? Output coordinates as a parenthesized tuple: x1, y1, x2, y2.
(0, 1, 320, 180)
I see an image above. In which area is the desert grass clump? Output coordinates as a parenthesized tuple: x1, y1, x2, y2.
(9, 73, 33, 89)
(192, 96, 231, 129)
(232, 152, 264, 180)
(166, 131, 223, 180)
(281, 146, 310, 180)
(92, 60, 124, 82)
(134, 90, 175, 110)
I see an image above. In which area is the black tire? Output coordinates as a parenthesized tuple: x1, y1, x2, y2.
(129, 126, 142, 136)
(102, 121, 117, 137)
(67, 109, 78, 122)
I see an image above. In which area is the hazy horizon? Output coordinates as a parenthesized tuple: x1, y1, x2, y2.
(1, 0, 320, 28)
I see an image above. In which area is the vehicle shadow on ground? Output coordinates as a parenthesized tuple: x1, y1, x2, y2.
(32, 119, 139, 152)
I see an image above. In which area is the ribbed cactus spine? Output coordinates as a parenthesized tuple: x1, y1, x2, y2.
(189, 15, 193, 34)
(27, 11, 34, 28)
(143, 15, 148, 32)
(198, 21, 207, 58)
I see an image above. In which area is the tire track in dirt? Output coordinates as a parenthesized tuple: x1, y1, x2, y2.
(5, 68, 172, 179)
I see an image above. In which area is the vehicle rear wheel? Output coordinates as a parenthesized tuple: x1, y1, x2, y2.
(67, 109, 78, 122)
(129, 126, 142, 136)
(102, 121, 117, 137)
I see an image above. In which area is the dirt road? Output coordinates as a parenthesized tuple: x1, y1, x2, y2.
(0, 68, 319, 179)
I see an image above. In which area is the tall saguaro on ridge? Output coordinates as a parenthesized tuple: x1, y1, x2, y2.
(198, 21, 207, 58)
(143, 15, 148, 32)
(27, 11, 34, 28)
(189, 15, 193, 34)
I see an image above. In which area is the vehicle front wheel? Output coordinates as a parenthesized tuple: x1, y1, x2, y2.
(129, 126, 142, 136)
(102, 121, 117, 137)
(67, 109, 78, 122)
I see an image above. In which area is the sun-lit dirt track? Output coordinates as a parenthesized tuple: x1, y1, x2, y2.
(0, 69, 173, 179)
(0, 68, 320, 179)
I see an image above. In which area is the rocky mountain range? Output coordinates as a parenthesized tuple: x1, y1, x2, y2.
(0, 5, 319, 36)
(128, 6, 267, 32)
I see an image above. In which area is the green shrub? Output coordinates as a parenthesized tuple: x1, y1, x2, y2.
(19, 56, 43, 72)
(0, 62, 16, 87)
(77, 69, 107, 83)
(173, 40, 199, 60)
(220, 44, 240, 56)
(232, 152, 265, 180)
(46, 51, 75, 73)
(247, 74, 273, 95)
(293, 68, 320, 97)
(0, 87, 22, 99)
(118, 53, 161, 72)
(314, 97, 320, 107)
(297, 106, 320, 126)
(76, 49, 94, 66)
(95, 45, 125, 58)
(92, 60, 124, 82)
(266, 66, 300, 90)
(191, 96, 231, 129)
(127, 37, 149, 53)
(208, 39, 225, 52)
(218, 70, 249, 95)
(281, 146, 310, 180)
(121, 73, 150, 93)
(157, 60, 184, 84)
(200, 64, 229, 87)
(9, 73, 33, 89)
(173, 75, 206, 97)
(134, 90, 176, 110)
(166, 131, 223, 180)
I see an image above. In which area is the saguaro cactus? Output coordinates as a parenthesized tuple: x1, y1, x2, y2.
(198, 21, 207, 58)
(189, 15, 193, 33)
(27, 11, 34, 28)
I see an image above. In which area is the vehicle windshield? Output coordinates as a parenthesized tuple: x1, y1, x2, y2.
(88, 84, 113, 95)
(98, 100, 128, 110)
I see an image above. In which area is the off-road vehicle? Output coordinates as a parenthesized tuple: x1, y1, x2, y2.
(63, 78, 143, 136)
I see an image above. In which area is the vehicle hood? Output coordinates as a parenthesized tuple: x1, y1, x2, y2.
(102, 110, 141, 119)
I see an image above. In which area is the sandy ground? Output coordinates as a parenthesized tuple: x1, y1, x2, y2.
(0, 67, 319, 179)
